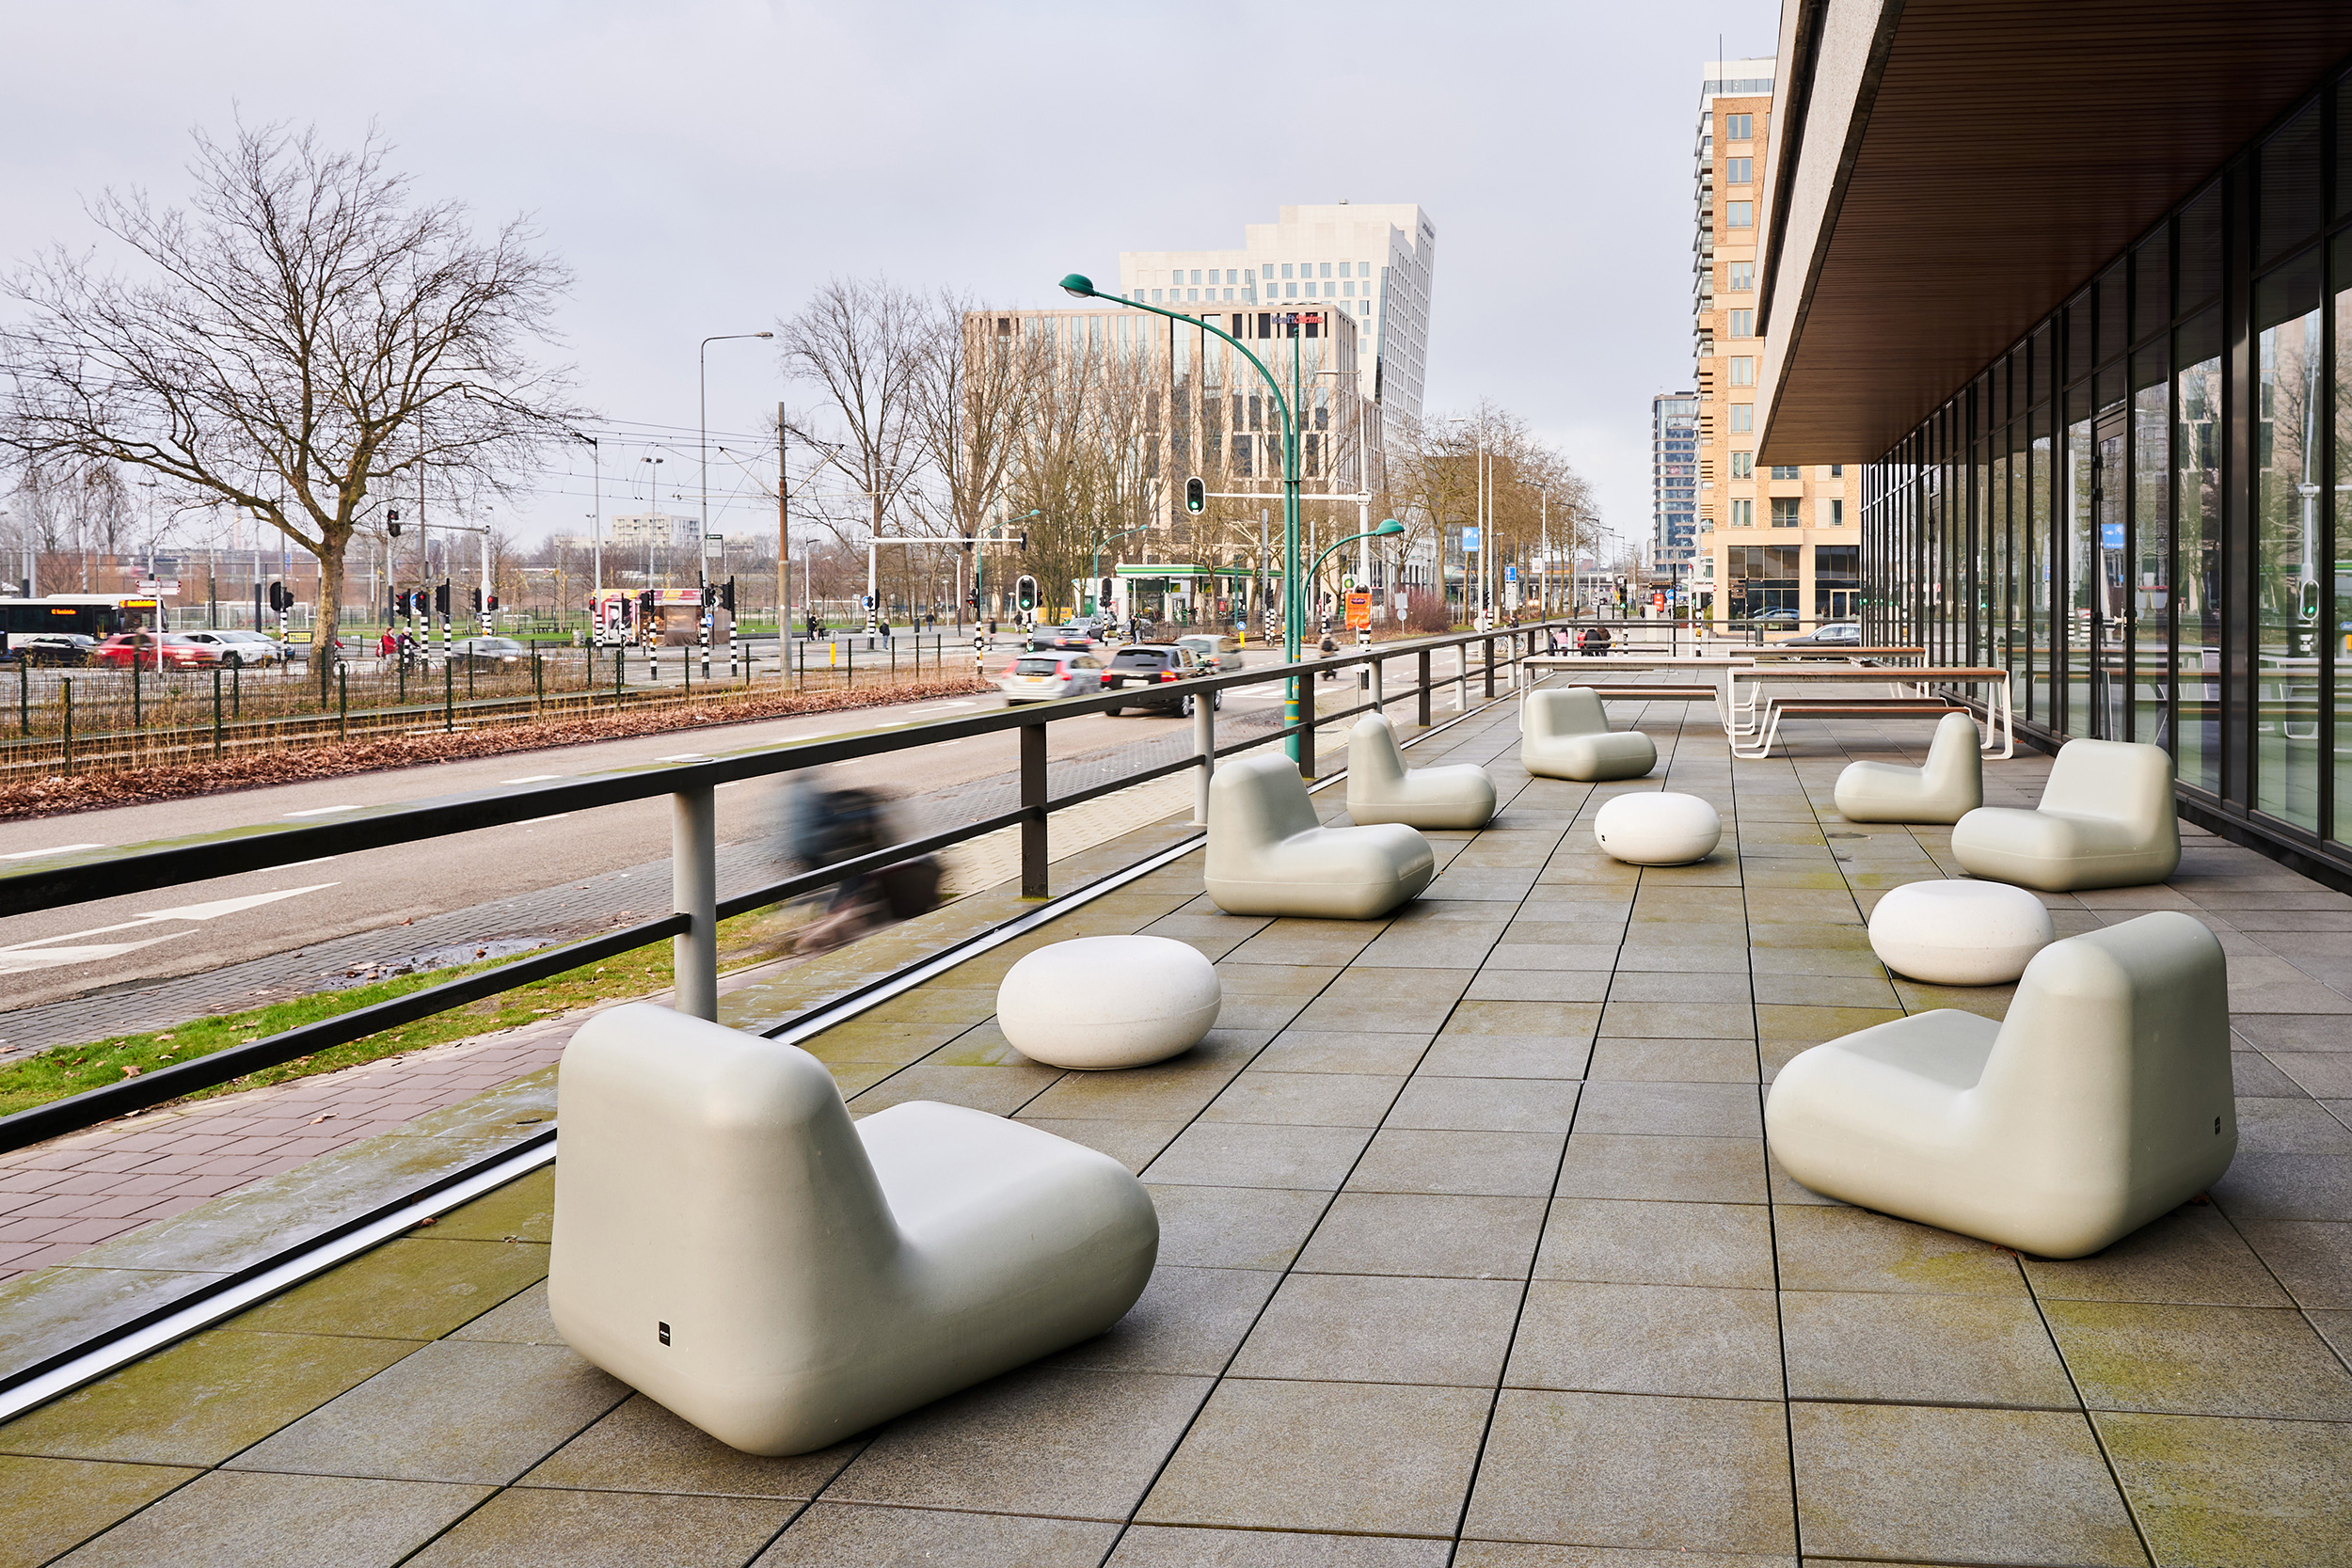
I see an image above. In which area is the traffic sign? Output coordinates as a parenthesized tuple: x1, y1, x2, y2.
(137, 579, 182, 596)
(1344, 591, 1371, 631)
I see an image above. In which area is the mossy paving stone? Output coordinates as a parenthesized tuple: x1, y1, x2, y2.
(56, 1469, 489, 1568)
(230, 1237, 548, 1341)
(0, 1453, 199, 1567)
(0, 1329, 421, 1466)
(426, 1166, 552, 1243)
(2096, 1410, 2352, 1567)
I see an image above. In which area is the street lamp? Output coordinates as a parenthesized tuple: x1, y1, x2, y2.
(700, 332, 773, 591)
(1060, 272, 1313, 762)
(567, 430, 601, 596)
(1089, 521, 1152, 623)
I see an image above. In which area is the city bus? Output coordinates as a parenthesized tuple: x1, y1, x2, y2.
(1, 594, 160, 647)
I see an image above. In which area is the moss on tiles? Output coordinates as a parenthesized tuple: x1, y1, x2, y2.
(0, 1452, 201, 1564)
(230, 1238, 548, 1342)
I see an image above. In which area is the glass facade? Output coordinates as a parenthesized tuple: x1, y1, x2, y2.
(1863, 69, 2352, 871)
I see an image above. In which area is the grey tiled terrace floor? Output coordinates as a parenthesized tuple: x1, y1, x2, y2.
(6, 685, 2352, 1565)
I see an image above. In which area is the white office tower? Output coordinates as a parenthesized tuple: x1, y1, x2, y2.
(1118, 203, 1437, 433)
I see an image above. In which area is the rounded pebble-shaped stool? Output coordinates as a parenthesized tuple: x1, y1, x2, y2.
(1867, 879, 2056, 985)
(996, 934, 1221, 1069)
(1594, 792, 1723, 865)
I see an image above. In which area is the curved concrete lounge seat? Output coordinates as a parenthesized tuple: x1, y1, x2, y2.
(1766, 911, 2233, 1258)
(1834, 711, 1984, 824)
(1951, 737, 2180, 892)
(998, 935, 1221, 1069)
(1345, 715, 1496, 831)
(1520, 687, 1657, 783)
(1594, 792, 1722, 865)
(550, 1003, 1158, 1455)
(1204, 753, 1434, 919)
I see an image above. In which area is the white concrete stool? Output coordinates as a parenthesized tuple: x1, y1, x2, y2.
(997, 935, 1221, 1069)
(1594, 792, 1722, 865)
(1868, 879, 2056, 985)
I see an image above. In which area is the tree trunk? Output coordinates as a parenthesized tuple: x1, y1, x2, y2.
(315, 535, 346, 701)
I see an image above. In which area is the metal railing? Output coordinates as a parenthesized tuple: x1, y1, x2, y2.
(0, 621, 1578, 1154)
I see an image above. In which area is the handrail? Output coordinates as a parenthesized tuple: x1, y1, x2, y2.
(0, 620, 1574, 1153)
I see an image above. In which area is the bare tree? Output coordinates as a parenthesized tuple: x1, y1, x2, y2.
(0, 119, 582, 690)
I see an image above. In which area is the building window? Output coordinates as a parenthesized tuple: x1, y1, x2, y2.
(1152, 290, 1164, 303)
(1730, 451, 1754, 478)
(1823, 498, 1844, 528)
(1320, 261, 1333, 277)
(1827, 464, 1843, 475)
(1243, 269, 1254, 283)
(1729, 309, 1754, 338)
(1186, 289, 1199, 302)
(1731, 499, 1754, 527)
(1342, 279, 1354, 296)
(1728, 261, 1754, 291)
(1730, 404, 1754, 433)
(1726, 157, 1753, 183)
(1286, 282, 1298, 298)
(1770, 464, 1798, 480)
(1729, 357, 1755, 385)
(1189, 270, 1201, 285)
(1771, 498, 1802, 527)
(1726, 201, 1754, 229)
(1281, 263, 1294, 279)
(1725, 113, 1753, 139)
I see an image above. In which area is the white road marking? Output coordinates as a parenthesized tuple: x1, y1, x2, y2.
(0, 843, 103, 861)
(136, 883, 341, 924)
(283, 805, 360, 817)
(655, 752, 713, 762)
(0, 934, 194, 976)
(502, 774, 564, 784)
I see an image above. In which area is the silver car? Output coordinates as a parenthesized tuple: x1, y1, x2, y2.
(999, 652, 1104, 704)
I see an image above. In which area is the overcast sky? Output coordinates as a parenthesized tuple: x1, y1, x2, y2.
(5, 0, 1775, 555)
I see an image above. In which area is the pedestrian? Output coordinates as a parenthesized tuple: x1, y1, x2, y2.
(1318, 630, 1338, 680)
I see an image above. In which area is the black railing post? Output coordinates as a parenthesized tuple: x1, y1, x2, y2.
(444, 657, 453, 732)
(1483, 636, 1496, 700)
(60, 678, 72, 775)
(338, 664, 348, 741)
(1298, 667, 1318, 779)
(1417, 647, 1432, 728)
(1020, 720, 1048, 898)
(213, 669, 223, 757)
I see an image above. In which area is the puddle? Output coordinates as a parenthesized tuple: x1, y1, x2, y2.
(321, 936, 555, 990)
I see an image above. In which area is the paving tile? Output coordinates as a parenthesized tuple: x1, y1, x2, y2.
(2229, 1217, 2352, 1308)
(1572, 1081, 1759, 1139)
(2212, 1152, 2352, 1221)
(1384, 1077, 1581, 1134)
(1014, 1117, 1187, 1173)
(1552, 1134, 1767, 1204)
(230, 1237, 549, 1341)
(54, 1469, 487, 1568)
(1596, 1001, 1756, 1040)
(1252, 1030, 1433, 1075)
(824, 1366, 1210, 1520)
(1017, 1054, 1248, 1123)
(1787, 1402, 2141, 1565)
(408, 1485, 796, 1567)
(0, 1328, 421, 1466)
(1504, 1282, 1780, 1400)
(1111, 1525, 1448, 1565)
(2022, 1202, 2292, 1307)
(1201, 1071, 1405, 1128)
(1533, 1199, 1775, 1289)
(447, 1279, 560, 1344)
(1346, 1129, 1566, 1197)
(1781, 1290, 2075, 1408)
(1463, 970, 1614, 1004)
(2237, 1097, 2352, 1154)
(1772, 1205, 2027, 1297)
(1145, 1185, 1333, 1270)
(1290, 969, 1473, 1035)
(1484, 942, 1622, 972)
(1463, 1389, 1793, 1555)
(1143, 1123, 1373, 1191)
(2041, 1298, 2352, 1418)
(226, 1338, 628, 1484)
(1139, 1378, 1489, 1536)
(757, 1503, 1116, 1566)
(1226, 919, 1389, 968)
(1417, 1033, 1595, 1080)
(1295, 1192, 1547, 1280)
(2098, 1411, 2352, 1567)
(518, 1392, 860, 1497)
(1356, 920, 1508, 968)
(848, 1061, 1066, 1116)
(1583, 1038, 1758, 1084)
(1046, 1265, 1281, 1377)
(0, 1453, 200, 1566)
(1232, 1272, 1521, 1387)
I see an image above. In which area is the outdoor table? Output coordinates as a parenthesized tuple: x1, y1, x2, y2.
(1524, 653, 1756, 726)
(1746, 645, 1927, 662)
(1725, 662, 2013, 758)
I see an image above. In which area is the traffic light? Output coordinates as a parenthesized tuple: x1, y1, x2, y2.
(486, 594, 500, 611)
(434, 582, 450, 616)
(2301, 578, 2321, 620)
(1099, 576, 1114, 608)
(267, 580, 291, 612)
(1184, 476, 1205, 515)
(1016, 575, 1038, 612)
(469, 587, 483, 613)
(1017, 531, 1028, 551)
(720, 577, 737, 614)
(385, 509, 401, 538)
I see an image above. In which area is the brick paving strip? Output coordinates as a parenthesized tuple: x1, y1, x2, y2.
(1, 686, 2348, 1563)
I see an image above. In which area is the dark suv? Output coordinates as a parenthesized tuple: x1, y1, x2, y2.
(1101, 643, 1216, 716)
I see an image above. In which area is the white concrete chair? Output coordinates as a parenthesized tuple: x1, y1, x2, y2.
(1950, 737, 2180, 892)
(1520, 687, 1657, 783)
(1765, 911, 2234, 1258)
(1204, 753, 1434, 920)
(1834, 711, 1984, 824)
(1345, 715, 1496, 831)
(549, 1004, 1159, 1456)
(997, 934, 1221, 1069)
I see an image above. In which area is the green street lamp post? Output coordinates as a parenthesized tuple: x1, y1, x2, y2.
(1060, 273, 1311, 761)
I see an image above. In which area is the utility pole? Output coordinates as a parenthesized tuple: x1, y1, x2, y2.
(776, 404, 789, 642)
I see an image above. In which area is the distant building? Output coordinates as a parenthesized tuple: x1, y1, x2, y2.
(1119, 203, 1436, 439)
(607, 513, 697, 551)
(1652, 392, 1699, 575)
(1691, 59, 1860, 626)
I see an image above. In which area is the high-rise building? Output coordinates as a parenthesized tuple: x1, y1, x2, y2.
(1691, 59, 1860, 626)
(1119, 203, 1436, 440)
(1652, 392, 1699, 572)
(607, 513, 698, 550)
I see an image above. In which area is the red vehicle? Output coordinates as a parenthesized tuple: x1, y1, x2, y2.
(88, 633, 225, 671)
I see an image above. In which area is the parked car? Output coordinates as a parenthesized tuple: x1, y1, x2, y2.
(448, 636, 528, 667)
(177, 630, 279, 667)
(219, 629, 286, 665)
(1100, 643, 1216, 716)
(1771, 622, 1864, 648)
(3, 632, 95, 667)
(1028, 622, 1096, 652)
(1174, 633, 1234, 673)
(88, 632, 225, 671)
(999, 652, 1104, 705)
(1753, 609, 1801, 625)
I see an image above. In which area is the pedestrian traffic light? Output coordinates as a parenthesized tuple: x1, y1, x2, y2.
(1016, 575, 1037, 612)
(1099, 576, 1114, 608)
(267, 580, 291, 612)
(2300, 577, 2321, 620)
(385, 509, 401, 538)
(486, 594, 499, 611)
(434, 582, 450, 616)
(469, 587, 483, 613)
(1184, 476, 1205, 515)
(721, 577, 737, 613)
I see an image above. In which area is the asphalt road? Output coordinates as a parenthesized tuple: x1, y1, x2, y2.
(0, 641, 1430, 1012)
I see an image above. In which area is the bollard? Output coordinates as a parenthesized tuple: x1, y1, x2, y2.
(671, 784, 719, 1022)
(1019, 721, 1048, 898)
(1192, 682, 1216, 827)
